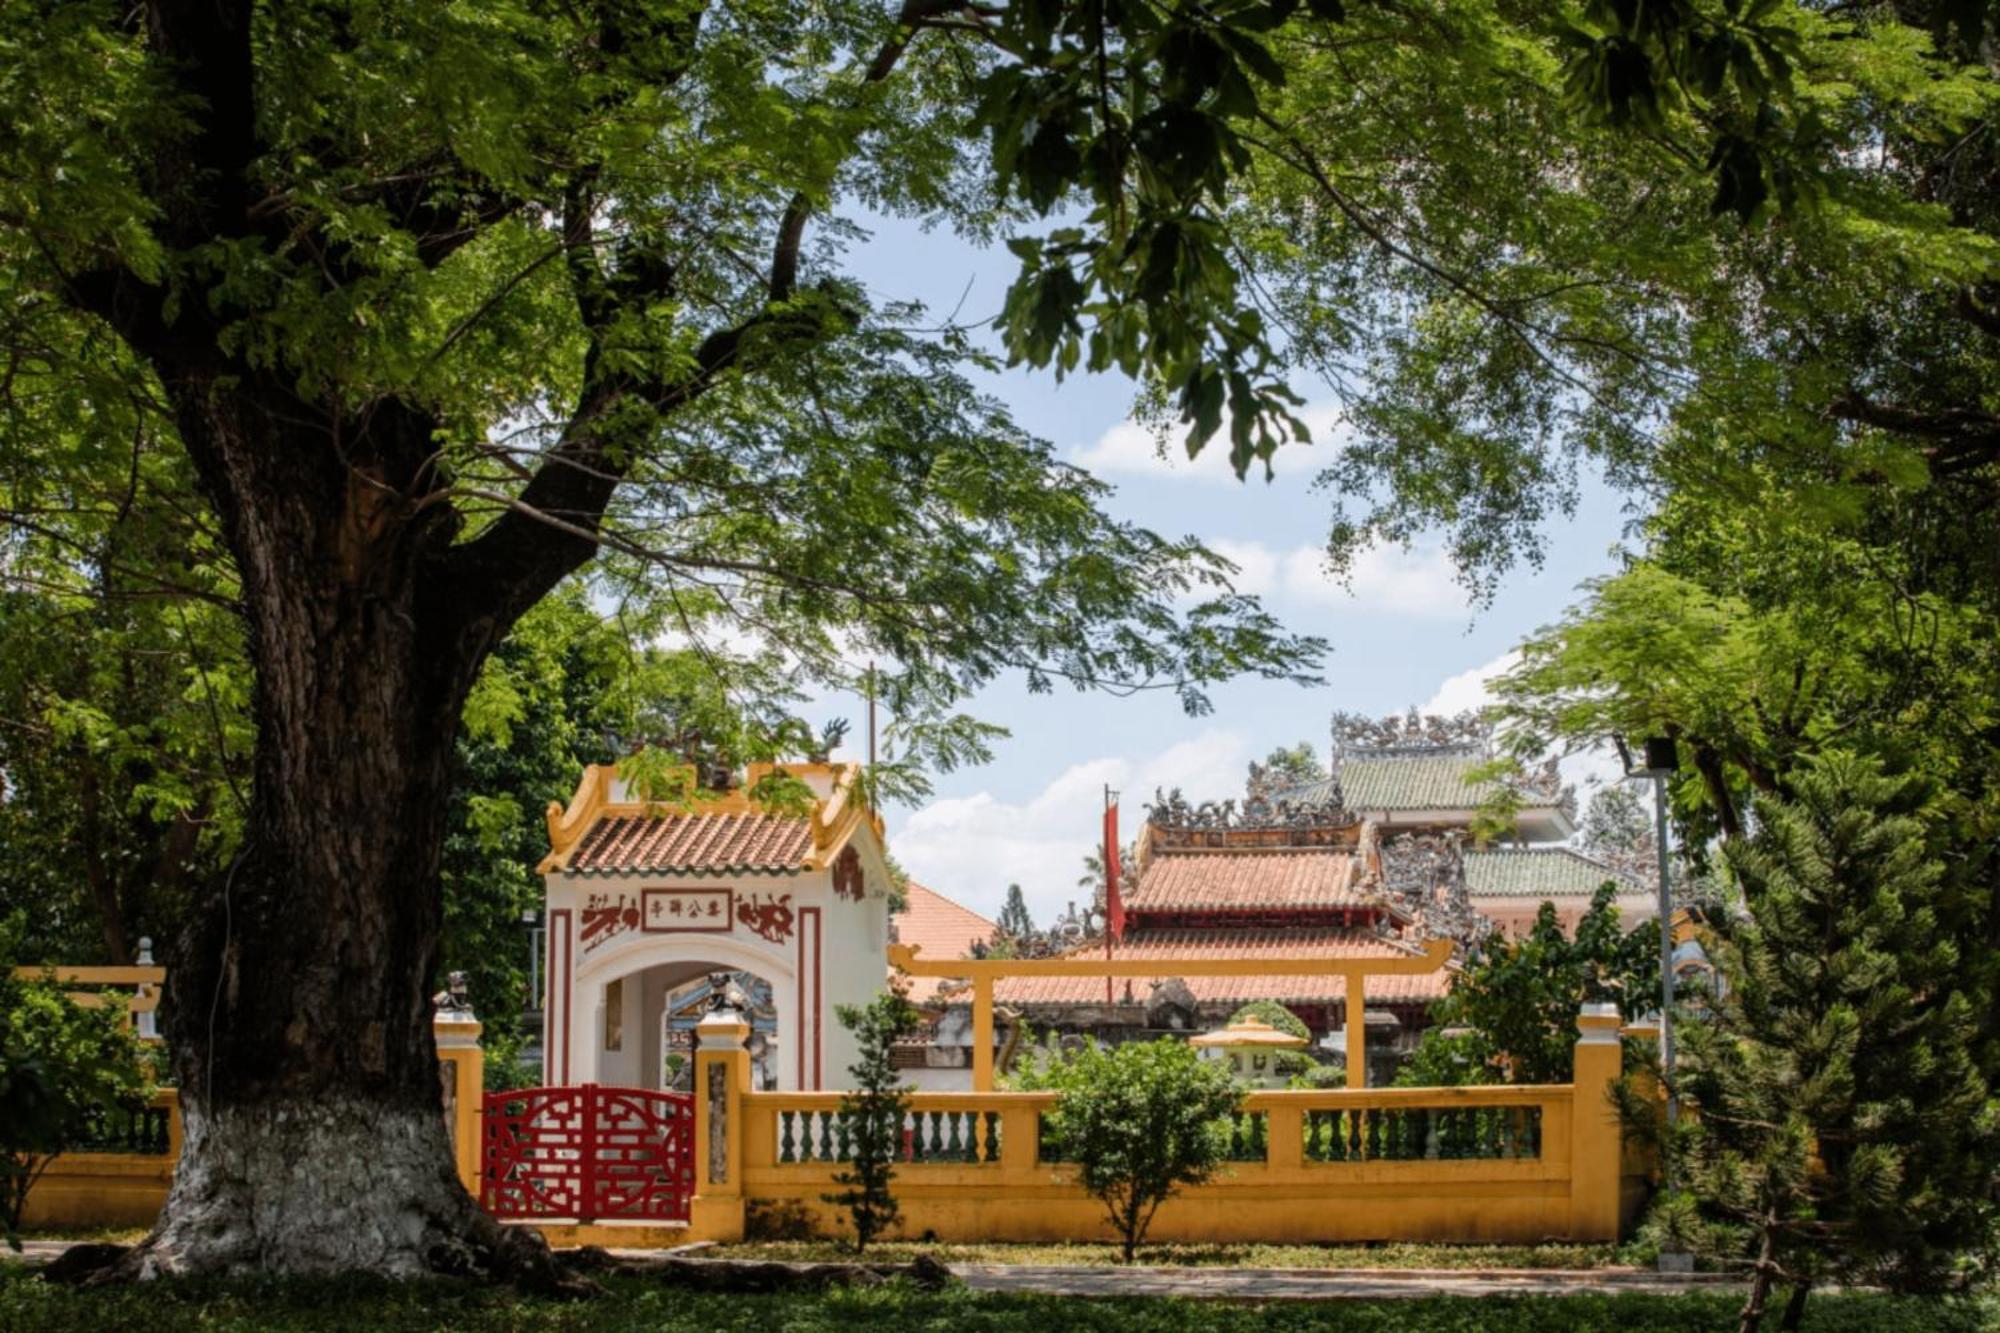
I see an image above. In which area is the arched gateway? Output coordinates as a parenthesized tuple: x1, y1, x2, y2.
(537, 762, 892, 1091)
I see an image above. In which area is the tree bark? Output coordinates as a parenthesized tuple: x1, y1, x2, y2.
(1778, 1280, 1811, 1331)
(1738, 1224, 1779, 1333)
(109, 372, 563, 1280)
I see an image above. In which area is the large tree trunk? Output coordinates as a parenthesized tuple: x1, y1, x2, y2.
(112, 379, 558, 1280)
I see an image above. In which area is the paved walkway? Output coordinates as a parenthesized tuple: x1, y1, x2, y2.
(944, 1262, 1735, 1301)
(589, 1250, 1737, 1302)
(10, 1240, 1739, 1303)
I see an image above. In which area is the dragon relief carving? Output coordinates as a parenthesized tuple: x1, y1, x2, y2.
(831, 844, 865, 902)
(1331, 707, 1492, 758)
(580, 892, 642, 953)
(736, 891, 795, 944)
(1375, 832, 1493, 946)
(1146, 784, 1356, 835)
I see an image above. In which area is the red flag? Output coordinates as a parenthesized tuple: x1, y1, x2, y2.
(1104, 801, 1124, 943)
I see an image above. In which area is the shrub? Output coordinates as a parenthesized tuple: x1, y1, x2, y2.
(1041, 1038, 1240, 1261)
(0, 917, 154, 1248)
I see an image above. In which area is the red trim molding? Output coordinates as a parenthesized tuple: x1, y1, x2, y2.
(548, 908, 573, 1084)
(798, 906, 822, 1089)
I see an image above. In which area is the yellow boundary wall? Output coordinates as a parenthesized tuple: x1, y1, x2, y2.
(30, 1005, 1645, 1248)
(21, 1016, 486, 1234)
(665, 1003, 1641, 1247)
(20, 1088, 182, 1231)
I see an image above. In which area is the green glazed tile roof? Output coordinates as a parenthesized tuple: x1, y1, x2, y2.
(1464, 848, 1637, 899)
(1340, 752, 1497, 811)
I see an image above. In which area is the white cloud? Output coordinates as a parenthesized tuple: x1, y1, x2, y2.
(1070, 401, 1344, 483)
(1422, 650, 1521, 716)
(1284, 542, 1465, 618)
(1418, 649, 1630, 814)
(1203, 538, 1281, 597)
(888, 729, 1249, 925)
(1188, 539, 1467, 618)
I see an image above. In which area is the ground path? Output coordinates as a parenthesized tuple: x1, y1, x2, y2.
(12, 1239, 1742, 1302)
(604, 1249, 1741, 1302)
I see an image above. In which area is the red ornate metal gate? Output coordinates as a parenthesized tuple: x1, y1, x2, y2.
(479, 1084, 695, 1223)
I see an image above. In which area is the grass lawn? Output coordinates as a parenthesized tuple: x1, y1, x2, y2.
(705, 1240, 1640, 1269)
(1, 1269, 1992, 1332)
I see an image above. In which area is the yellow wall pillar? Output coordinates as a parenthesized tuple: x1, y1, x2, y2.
(690, 1008, 751, 1241)
(1344, 973, 1367, 1089)
(433, 1010, 485, 1197)
(972, 975, 995, 1092)
(1569, 1002, 1625, 1241)
(1266, 1098, 1304, 1171)
(998, 1103, 1041, 1176)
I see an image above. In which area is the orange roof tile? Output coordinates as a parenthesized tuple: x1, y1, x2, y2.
(1129, 848, 1363, 912)
(565, 812, 813, 875)
(993, 926, 1452, 1010)
(891, 883, 997, 1003)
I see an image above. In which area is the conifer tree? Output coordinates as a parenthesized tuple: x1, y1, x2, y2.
(1673, 754, 1996, 1333)
(996, 884, 1036, 943)
(824, 984, 920, 1252)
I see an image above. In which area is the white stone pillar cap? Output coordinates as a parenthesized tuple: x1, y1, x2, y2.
(1577, 1002, 1622, 1044)
(697, 1007, 751, 1042)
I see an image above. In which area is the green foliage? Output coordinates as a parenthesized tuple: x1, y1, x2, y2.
(824, 985, 921, 1252)
(1672, 754, 1998, 1328)
(1039, 1038, 1241, 1261)
(1235, 1, 2000, 621)
(1285, 1062, 1349, 1092)
(1256, 742, 1327, 791)
(1390, 1030, 1497, 1091)
(0, 915, 153, 1249)
(995, 885, 1036, 943)
(0, 1267, 1994, 1333)
(1398, 887, 1656, 1087)
(1227, 1001, 1309, 1042)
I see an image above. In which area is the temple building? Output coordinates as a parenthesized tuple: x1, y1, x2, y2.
(915, 710, 1643, 1085)
(535, 761, 896, 1092)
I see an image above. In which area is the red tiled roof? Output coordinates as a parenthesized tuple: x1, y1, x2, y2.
(891, 883, 998, 1004)
(993, 927, 1452, 1009)
(1129, 848, 1363, 912)
(564, 812, 814, 875)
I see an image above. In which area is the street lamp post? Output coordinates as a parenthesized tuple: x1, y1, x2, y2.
(1626, 736, 1679, 1131)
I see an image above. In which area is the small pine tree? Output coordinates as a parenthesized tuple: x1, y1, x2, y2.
(1674, 753, 1996, 1333)
(996, 883, 1036, 942)
(823, 983, 920, 1252)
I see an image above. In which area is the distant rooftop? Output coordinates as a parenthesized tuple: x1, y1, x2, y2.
(891, 883, 997, 1003)
(992, 926, 1450, 1009)
(1129, 847, 1366, 913)
(1464, 847, 1642, 899)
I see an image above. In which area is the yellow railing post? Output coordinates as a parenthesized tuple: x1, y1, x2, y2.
(1344, 972, 1368, 1089)
(162, 1086, 184, 1162)
(691, 1007, 751, 1241)
(1568, 1002, 1624, 1241)
(434, 1009, 484, 1197)
(998, 1102, 1042, 1175)
(972, 976, 995, 1092)
(1265, 1096, 1303, 1170)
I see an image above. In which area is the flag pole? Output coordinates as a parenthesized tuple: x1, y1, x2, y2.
(1104, 784, 1116, 1005)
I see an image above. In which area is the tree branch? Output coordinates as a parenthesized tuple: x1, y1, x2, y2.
(143, 0, 259, 248)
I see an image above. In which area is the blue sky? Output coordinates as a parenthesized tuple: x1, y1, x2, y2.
(832, 214, 1634, 926)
